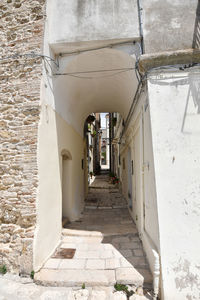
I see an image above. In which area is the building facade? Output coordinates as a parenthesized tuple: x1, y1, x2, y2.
(0, 1, 200, 299)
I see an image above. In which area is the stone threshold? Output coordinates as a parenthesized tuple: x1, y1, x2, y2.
(34, 268, 145, 288)
(85, 205, 127, 210)
(89, 186, 118, 190)
(62, 228, 103, 238)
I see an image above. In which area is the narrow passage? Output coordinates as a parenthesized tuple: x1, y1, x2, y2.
(35, 175, 153, 293)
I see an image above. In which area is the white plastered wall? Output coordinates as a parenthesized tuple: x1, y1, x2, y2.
(120, 90, 160, 245)
(148, 68, 200, 299)
(33, 0, 143, 274)
(34, 86, 84, 271)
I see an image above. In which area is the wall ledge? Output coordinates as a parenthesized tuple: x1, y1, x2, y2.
(139, 48, 200, 73)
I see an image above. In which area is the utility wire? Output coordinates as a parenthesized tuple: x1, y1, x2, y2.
(0, 53, 59, 68)
(64, 69, 134, 79)
(54, 67, 135, 76)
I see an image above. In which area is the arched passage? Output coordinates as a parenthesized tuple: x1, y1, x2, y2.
(53, 48, 138, 135)
(34, 47, 139, 271)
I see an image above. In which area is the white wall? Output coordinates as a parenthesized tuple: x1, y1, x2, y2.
(142, 0, 197, 53)
(47, 0, 139, 46)
(34, 93, 84, 271)
(148, 67, 200, 299)
(143, 104, 160, 250)
(34, 1, 140, 271)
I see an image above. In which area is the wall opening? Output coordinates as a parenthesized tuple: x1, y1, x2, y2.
(61, 150, 72, 225)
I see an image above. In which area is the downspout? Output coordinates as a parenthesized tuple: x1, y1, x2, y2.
(137, 0, 144, 54)
(109, 113, 112, 172)
(142, 103, 160, 299)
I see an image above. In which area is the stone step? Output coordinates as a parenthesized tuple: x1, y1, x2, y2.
(62, 228, 103, 238)
(34, 269, 116, 287)
(34, 267, 147, 288)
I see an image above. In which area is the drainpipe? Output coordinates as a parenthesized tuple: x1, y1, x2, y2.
(109, 113, 112, 172)
(137, 0, 144, 54)
(141, 106, 160, 299)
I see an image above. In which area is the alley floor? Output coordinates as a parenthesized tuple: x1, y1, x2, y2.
(34, 174, 153, 299)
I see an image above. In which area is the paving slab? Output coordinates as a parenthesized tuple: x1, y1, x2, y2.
(86, 259, 105, 270)
(43, 259, 61, 269)
(36, 174, 153, 289)
(115, 268, 144, 285)
(35, 269, 116, 287)
(59, 259, 86, 270)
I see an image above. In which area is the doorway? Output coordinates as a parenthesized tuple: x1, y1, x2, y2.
(127, 147, 132, 209)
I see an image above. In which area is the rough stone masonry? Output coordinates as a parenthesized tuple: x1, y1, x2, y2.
(0, 0, 45, 274)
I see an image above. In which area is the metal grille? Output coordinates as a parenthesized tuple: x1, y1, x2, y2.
(52, 248, 76, 259)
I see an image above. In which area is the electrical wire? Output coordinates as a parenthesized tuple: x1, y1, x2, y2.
(0, 53, 59, 68)
(58, 39, 140, 57)
(64, 69, 134, 79)
(54, 67, 135, 76)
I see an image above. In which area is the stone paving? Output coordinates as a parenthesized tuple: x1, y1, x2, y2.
(35, 175, 153, 292)
(0, 175, 153, 299)
(0, 273, 153, 300)
(85, 174, 127, 209)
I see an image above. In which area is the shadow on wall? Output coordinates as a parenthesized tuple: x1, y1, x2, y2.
(193, 0, 200, 49)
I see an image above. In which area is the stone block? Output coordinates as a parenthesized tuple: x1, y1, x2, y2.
(44, 259, 61, 269)
(111, 291, 127, 300)
(59, 259, 86, 270)
(69, 289, 89, 300)
(40, 290, 71, 300)
(136, 268, 153, 284)
(129, 295, 149, 300)
(120, 257, 132, 268)
(100, 250, 113, 259)
(105, 258, 120, 269)
(127, 257, 147, 267)
(90, 290, 107, 300)
(75, 250, 100, 259)
(86, 259, 105, 270)
(115, 268, 144, 285)
(60, 243, 77, 249)
(34, 269, 116, 287)
(120, 242, 140, 250)
(112, 237, 130, 244)
(119, 249, 133, 258)
(134, 249, 144, 257)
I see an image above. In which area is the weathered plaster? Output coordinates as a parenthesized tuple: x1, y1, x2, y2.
(34, 97, 85, 271)
(47, 0, 140, 45)
(142, 0, 197, 53)
(148, 68, 200, 299)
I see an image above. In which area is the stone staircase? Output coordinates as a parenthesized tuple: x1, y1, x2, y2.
(34, 227, 152, 289)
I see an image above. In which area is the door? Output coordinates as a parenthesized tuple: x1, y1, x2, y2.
(127, 147, 132, 209)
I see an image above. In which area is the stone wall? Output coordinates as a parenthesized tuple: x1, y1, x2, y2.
(0, 0, 45, 274)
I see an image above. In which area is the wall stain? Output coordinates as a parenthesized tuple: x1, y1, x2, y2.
(173, 258, 200, 292)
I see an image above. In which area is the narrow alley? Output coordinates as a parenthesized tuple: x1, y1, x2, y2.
(34, 174, 153, 299)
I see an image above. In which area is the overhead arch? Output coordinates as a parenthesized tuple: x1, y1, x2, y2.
(53, 48, 138, 135)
